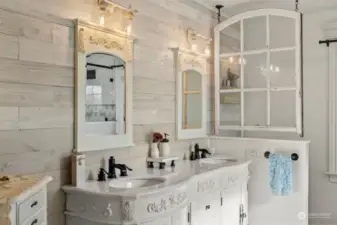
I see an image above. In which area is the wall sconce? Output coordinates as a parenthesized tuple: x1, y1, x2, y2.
(96, 0, 137, 35)
(186, 28, 212, 56)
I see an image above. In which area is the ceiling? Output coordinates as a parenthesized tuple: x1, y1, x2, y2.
(194, 0, 337, 16)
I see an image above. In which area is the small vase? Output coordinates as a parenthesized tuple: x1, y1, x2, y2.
(160, 142, 170, 157)
(150, 142, 159, 158)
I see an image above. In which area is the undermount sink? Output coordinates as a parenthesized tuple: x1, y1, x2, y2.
(109, 177, 166, 189)
(200, 157, 237, 165)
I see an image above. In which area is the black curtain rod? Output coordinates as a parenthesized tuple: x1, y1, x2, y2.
(319, 39, 337, 47)
(86, 63, 125, 69)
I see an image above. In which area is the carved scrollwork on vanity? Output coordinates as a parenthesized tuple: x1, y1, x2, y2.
(122, 200, 135, 221)
(197, 179, 216, 193)
(147, 192, 187, 213)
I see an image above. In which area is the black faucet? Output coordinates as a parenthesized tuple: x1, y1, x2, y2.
(194, 144, 203, 159)
(200, 149, 211, 159)
(193, 144, 211, 160)
(108, 156, 132, 178)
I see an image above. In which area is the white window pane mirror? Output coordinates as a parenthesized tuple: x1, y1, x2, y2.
(172, 48, 209, 139)
(214, 9, 303, 137)
(75, 20, 134, 152)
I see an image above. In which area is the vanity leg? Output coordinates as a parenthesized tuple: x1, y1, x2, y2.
(159, 162, 166, 169)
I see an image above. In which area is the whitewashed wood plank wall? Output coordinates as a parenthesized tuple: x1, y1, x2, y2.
(0, 1, 215, 224)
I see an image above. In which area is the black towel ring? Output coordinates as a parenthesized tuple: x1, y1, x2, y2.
(264, 151, 299, 161)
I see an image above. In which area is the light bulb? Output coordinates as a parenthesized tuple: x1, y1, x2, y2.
(191, 44, 197, 51)
(126, 24, 132, 35)
(275, 66, 280, 72)
(270, 64, 274, 71)
(204, 46, 210, 56)
(99, 14, 105, 26)
(229, 57, 234, 64)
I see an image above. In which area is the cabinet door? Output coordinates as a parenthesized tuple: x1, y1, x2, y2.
(172, 206, 189, 225)
(191, 192, 221, 225)
(221, 187, 241, 225)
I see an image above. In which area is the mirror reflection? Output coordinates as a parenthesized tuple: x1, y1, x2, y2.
(85, 53, 126, 135)
(182, 70, 202, 129)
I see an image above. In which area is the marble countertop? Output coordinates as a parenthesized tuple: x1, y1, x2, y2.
(63, 155, 250, 196)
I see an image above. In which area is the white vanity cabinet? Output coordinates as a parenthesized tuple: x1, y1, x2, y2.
(64, 159, 250, 225)
(190, 192, 221, 225)
(221, 182, 248, 225)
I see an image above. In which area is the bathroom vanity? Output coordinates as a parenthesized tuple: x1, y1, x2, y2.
(63, 157, 250, 225)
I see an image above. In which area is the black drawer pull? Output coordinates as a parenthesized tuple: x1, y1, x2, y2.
(30, 201, 38, 208)
(31, 219, 38, 225)
(205, 205, 211, 210)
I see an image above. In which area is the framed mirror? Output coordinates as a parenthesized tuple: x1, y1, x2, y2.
(75, 20, 134, 152)
(172, 48, 209, 139)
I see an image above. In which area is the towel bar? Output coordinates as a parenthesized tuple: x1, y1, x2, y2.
(264, 151, 299, 161)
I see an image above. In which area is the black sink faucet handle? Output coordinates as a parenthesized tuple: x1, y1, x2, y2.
(200, 149, 211, 158)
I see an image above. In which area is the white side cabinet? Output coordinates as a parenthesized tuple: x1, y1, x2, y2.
(0, 176, 52, 225)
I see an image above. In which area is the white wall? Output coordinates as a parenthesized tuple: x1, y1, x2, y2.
(302, 9, 337, 225)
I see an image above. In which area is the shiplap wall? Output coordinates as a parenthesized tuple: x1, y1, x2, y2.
(0, 1, 215, 224)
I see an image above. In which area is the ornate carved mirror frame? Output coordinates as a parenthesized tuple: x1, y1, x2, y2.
(74, 20, 134, 152)
(172, 48, 209, 140)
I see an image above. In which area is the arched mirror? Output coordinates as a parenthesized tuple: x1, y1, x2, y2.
(173, 48, 209, 139)
(75, 20, 134, 152)
(85, 53, 126, 135)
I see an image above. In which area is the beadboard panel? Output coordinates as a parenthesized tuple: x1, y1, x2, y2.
(133, 93, 175, 111)
(134, 77, 175, 96)
(19, 37, 74, 66)
(0, 82, 73, 107)
(19, 107, 73, 129)
(0, 58, 73, 87)
(0, 33, 18, 59)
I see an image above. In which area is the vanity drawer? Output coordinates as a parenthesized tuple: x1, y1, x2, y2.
(21, 208, 45, 225)
(19, 189, 45, 224)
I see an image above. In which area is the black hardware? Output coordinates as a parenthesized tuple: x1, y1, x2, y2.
(221, 197, 223, 206)
(108, 157, 132, 177)
(147, 162, 154, 168)
(110, 78, 114, 83)
(264, 151, 299, 161)
(98, 168, 108, 181)
(86, 62, 125, 70)
(171, 160, 176, 167)
(159, 162, 166, 170)
(190, 151, 196, 161)
(187, 212, 191, 223)
(194, 144, 201, 159)
(108, 156, 117, 179)
(205, 205, 211, 210)
(200, 149, 211, 159)
(114, 164, 133, 177)
(215, 5, 224, 23)
(319, 39, 337, 47)
(31, 219, 38, 225)
(239, 204, 247, 225)
(30, 201, 38, 208)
